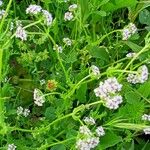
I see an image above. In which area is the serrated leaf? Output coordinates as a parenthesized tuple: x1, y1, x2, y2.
(65, 51, 77, 63)
(97, 131, 122, 149)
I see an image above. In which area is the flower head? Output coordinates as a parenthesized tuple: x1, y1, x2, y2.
(42, 10, 53, 26)
(64, 12, 73, 21)
(83, 117, 95, 125)
(79, 126, 92, 136)
(26, 4, 42, 15)
(95, 126, 105, 137)
(91, 65, 100, 76)
(15, 25, 27, 41)
(69, 4, 77, 11)
(126, 52, 136, 58)
(17, 106, 23, 116)
(0, 1, 3, 7)
(23, 108, 30, 117)
(0, 9, 7, 19)
(33, 88, 45, 106)
(143, 127, 150, 134)
(53, 44, 63, 53)
(8, 144, 16, 150)
(63, 37, 72, 46)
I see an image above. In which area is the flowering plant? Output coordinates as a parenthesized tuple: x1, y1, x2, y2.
(0, 0, 150, 150)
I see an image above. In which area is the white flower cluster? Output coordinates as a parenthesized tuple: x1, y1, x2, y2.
(8, 144, 16, 150)
(64, 4, 77, 21)
(42, 10, 53, 26)
(76, 124, 105, 150)
(40, 79, 46, 86)
(26, 4, 53, 26)
(142, 114, 150, 121)
(83, 117, 95, 125)
(79, 126, 92, 136)
(126, 52, 136, 58)
(26, 5, 42, 15)
(15, 24, 27, 41)
(127, 65, 149, 84)
(76, 137, 99, 150)
(0, 9, 6, 19)
(122, 23, 137, 40)
(63, 37, 72, 46)
(95, 126, 105, 137)
(17, 106, 30, 117)
(94, 77, 123, 109)
(90, 65, 100, 76)
(143, 127, 150, 135)
(33, 88, 45, 106)
(53, 44, 63, 53)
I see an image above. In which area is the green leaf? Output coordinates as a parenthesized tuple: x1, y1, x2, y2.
(76, 83, 87, 103)
(97, 131, 122, 149)
(65, 51, 77, 63)
(124, 41, 142, 52)
(44, 107, 56, 121)
(139, 9, 150, 25)
(89, 46, 109, 62)
(125, 91, 141, 104)
(138, 80, 150, 98)
(101, 0, 137, 12)
(51, 144, 66, 150)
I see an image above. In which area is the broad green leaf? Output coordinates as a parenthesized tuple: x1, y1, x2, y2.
(101, 0, 137, 12)
(139, 9, 150, 25)
(44, 107, 56, 121)
(51, 144, 66, 150)
(125, 91, 141, 104)
(138, 80, 150, 98)
(89, 46, 109, 62)
(97, 131, 122, 149)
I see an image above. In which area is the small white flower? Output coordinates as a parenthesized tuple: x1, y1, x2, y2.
(127, 65, 149, 84)
(53, 44, 63, 53)
(33, 88, 45, 106)
(91, 65, 100, 76)
(8, 144, 16, 150)
(0, 9, 7, 19)
(10, 22, 14, 31)
(95, 126, 105, 137)
(126, 52, 136, 58)
(142, 114, 150, 121)
(17, 106, 23, 116)
(79, 126, 92, 136)
(15, 25, 27, 41)
(23, 108, 30, 117)
(83, 117, 95, 125)
(128, 23, 137, 34)
(143, 127, 150, 134)
(105, 95, 123, 110)
(122, 23, 137, 40)
(69, 4, 77, 11)
(40, 79, 46, 86)
(76, 137, 99, 150)
(42, 10, 53, 26)
(64, 0, 69, 2)
(122, 28, 131, 40)
(63, 37, 72, 46)
(0, 0, 3, 7)
(26, 4, 42, 15)
(64, 12, 73, 21)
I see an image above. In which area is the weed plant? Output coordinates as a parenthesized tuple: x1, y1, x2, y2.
(0, 0, 150, 150)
